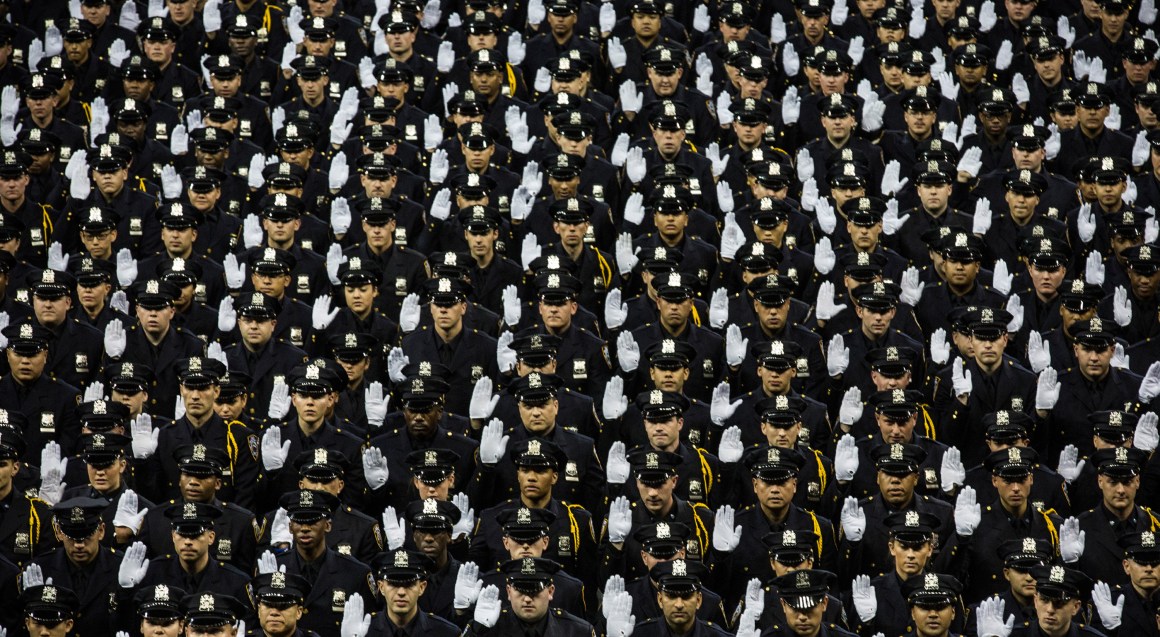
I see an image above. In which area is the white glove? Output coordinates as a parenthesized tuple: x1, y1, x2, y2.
(278, 43, 296, 72)
(725, 324, 748, 367)
(453, 561, 484, 610)
(328, 197, 352, 236)
(1144, 0, 1159, 24)
(979, 0, 997, 30)
(435, 41, 455, 74)
(466, 376, 499, 421)
(362, 446, 390, 491)
(706, 143, 730, 179)
(815, 280, 846, 320)
(358, 57, 376, 90)
(508, 112, 537, 155)
(533, 67, 552, 93)
(835, 435, 860, 481)
(38, 453, 64, 506)
(242, 214, 263, 249)
(1092, 581, 1124, 630)
(848, 35, 865, 65)
(813, 236, 836, 274)
(841, 496, 866, 540)
(118, 542, 150, 588)
(428, 148, 448, 185)
(1027, 332, 1051, 373)
(608, 37, 627, 70)
(286, 5, 305, 44)
(616, 331, 640, 373)
(782, 85, 801, 125)
(1046, 124, 1061, 159)
(479, 419, 509, 464)
(602, 375, 628, 421)
(622, 192, 645, 226)
(382, 507, 407, 550)
(420, 0, 442, 28)
(882, 160, 908, 194)
(610, 133, 630, 168)
(852, 574, 877, 622)
(713, 91, 734, 126)
(839, 388, 863, 427)
(625, 147, 646, 184)
(527, 0, 545, 25)
(507, 32, 525, 66)
(324, 243, 346, 286)
(1060, 517, 1085, 562)
(827, 334, 850, 377)
(1114, 286, 1133, 327)
(103, 318, 127, 358)
(421, 115, 443, 152)
(511, 185, 534, 222)
(815, 199, 837, 236)
(972, 199, 992, 235)
(694, 4, 710, 31)
(451, 493, 475, 539)
(83, 380, 104, 403)
(22, 563, 44, 588)
(131, 413, 158, 459)
(709, 288, 729, 329)
(992, 259, 1012, 296)
(1035, 367, 1061, 410)
(796, 148, 815, 183)
(1126, 179, 1139, 206)
(614, 234, 637, 275)
(398, 293, 421, 333)
(605, 288, 628, 330)
(340, 593, 371, 637)
(1058, 16, 1077, 47)
(1137, 413, 1160, 452)
(108, 39, 130, 68)
(599, 1, 616, 32)
(271, 508, 291, 545)
(246, 154, 265, 189)
(862, 98, 885, 132)
(260, 426, 290, 471)
(497, 331, 517, 372)
(1085, 251, 1105, 286)
(770, 14, 787, 43)
(1133, 130, 1152, 168)
(69, 166, 91, 200)
(900, 267, 924, 306)
(110, 291, 129, 315)
(169, 124, 189, 156)
(1006, 295, 1024, 333)
(606, 441, 631, 484)
(882, 200, 909, 236)
(976, 596, 1015, 637)
(952, 357, 973, 398)
(1057, 445, 1086, 484)
(365, 381, 388, 428)
(606, 496, 632, 543)
(605, 591, 636, 637)
(311, 294, 339, 330)
(111, 488, 146, 533)
(1141, 362, 1160, 402)
(1075, 53, 1094, 78)
(958, 146, 983, 177)
(782, 44, 800, 76)
(800, 178, 819, 212)
(474, 586, 502, 628)
(1091, 58, 1109, 85)
(44, 25, 63, 56)
(994, 40, 1013, 71)
(909, 6, 926, 37)
(713, 504, 742, 551)
(942, 447, 966, 493)
(267, 380, 291, 420)
(159, 165, 181, 200)
(710, 381, 742, 426)
(387, 349, 410, 386)
(718, 426, 744, 463)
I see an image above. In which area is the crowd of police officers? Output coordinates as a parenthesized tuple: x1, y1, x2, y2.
(8, 0, 1160, 636)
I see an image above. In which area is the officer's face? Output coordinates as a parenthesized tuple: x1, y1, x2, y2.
(112, 387, 150, 417)
(517, 466, 557, 501)
(753, 475, 796, 511)
(509, 583, 554, 622)
(539, 298, 576, 330)
(257, 599, 303, 634)
(877, 470, 918, 505)
(757, 363, 795, 395)
(466, 33, 498, 53)
(172, 528, 215, 561)
(289, 517, 331, 551)
(656, 296, 692, 330)
(1098, 473, 1140, 512)
(261, 217, 300, 244)
(213, 394, 247, 422)
(1078, 104, 1110, 133)
(503, 534, 549, 559)
(25, 617, 74, 637)
(7, 348, 47, 382)
(227, 32, 257, 58)
(856, 305, 895, 337)
(0, 172, 28, 202)
(335, 357, 368, 387)
(343, 283, 378, 316)
(970, 333, 1007, 367)
(92, 166, 128, 196)
(362, 219, 396, 249)
(63, 39, 92, 64)
(142, 38, 176, 65)
(518, 358, 558, 375)
(380, 579, 427, 617)
(551, 221, 585, 250)
(1095, 179, 1126, 208)
(360, 173, 397, 198)
(638, 475, 678, 514)
(631, 12, 661, 37)
(179, 472, 221, 502)
(386, 29, 417, 54)
(548, 174, 581, 199)
(1073, 342, 1113, 380)
(430, 300, 466, 330)
(86, 456, 125, 493)
(645, 416, 683, 451)
(991, 472, 1033, 510)
(547, 10, 577, 35)
(292, 391, 333, 425)
(782, 597, 826, 637)
(889, 538, 933, 575)
(140, 615, 182, 636)
(1125, 556, 1160, 592)
(649, 363, 689, 392)
(657, 590, 701, 631)
(518, 397, 558, 433)
(557, 133, 591, 157)
(179, 383, 221, 420)
(296, 75, 330, 102)
(81, 1, 110, 24)
(79, 227, 116, 259)
(413, 473, 455, 500)
(187, 185, 221, 212)
(404, 403, 442, 439)
(208, 74, 242, 99)
(875, 413, 917, 444)
(1034, 594, 1080, 634)
(238, 315, 277, 348)
(755, 298, 791, 333)
(871, 370, 911, 391)
(304, 35, 336, 57)
(646, 67, 682, 97)
(412, 527, 450, 559)
(1128, 266, 1160, 299)
(1059, 305, 1095, 333)
(1004, 565, 1038, 597)
(942, 257, 979, 288)
(469, 70, 502, 98)
(185, 623, 237, 636)
(1027, 263, 1065, 299)
(76, 280, 111, 312)
(821, 113, 855, 141)
(911, 602, 955, 637)
(903, 108, 936, 137)
(653, 210, 688, 241)
(56, 520, 104, 565)
(136, 305, 176, 338)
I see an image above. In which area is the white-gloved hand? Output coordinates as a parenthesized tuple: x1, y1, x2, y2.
(972, 199, 992, 235)
(1140, 362, 1160, 402)
(623, 192, 645, 226)
(1090, 58, 1109, 85)
(625, 147, 646, 184)
(1143, 0, 1159, 24)
(1085, 251, 1105, 286)
(958, 146, 983, 178)
(976, 596, 1015, 637)
(1114, 286, 1133, 327)
(22, 563, 44, 589)
(835, 435, 860, 481)
(497, 331, 517, 372)
(506, 32, 525, 66)
(118, 542, 150, 587)
(608, 38, 627, 70)
(242, 214, 263, 249)
(992, 259, 1012, 296)
(1135, 412, 1160, 452)
(706, 143, 730, 179)
(399, 293, 421, 332)
(330, 197, 352, 236)
(852, 574, 877, 622)
(510, 186, 533, 224)
(827, 334, 850, 377)
(603, 376, 628, 421)
(131, 413, 158, 459)
(800, 178, 819, 212)
(978, 0, 997, 30)
(606, 441, 631, 484)
(770, 14, 787, 43)
(719, 426, 744, 463)
(782, 85, 801, 125)
(1035, 367, 1061, 410)
(311, 294, 339, 330)
(841, 496, 866, 541)
(796, 148, 815, 183)
(469, 376, 499, 420)
(614, 233, 638, 274)
(606, 496, 632, 542)
(261, 426, 290, 471)
(942, 447, 966, 493)
(599, 0, 616, 32)
(103, 318, 127, 358)
(839, 388, 863, 426)
(815, 281, 847, 320)
(710, 381, 742, 426)
(520, 235, 541, 272)
(725, 324, 748, 367)
(365, 381, 388, 428)
(479, 419, 509, 464)
(815, 199, 837, 236)
(527, 0, 546, 25)
(693, 4, 710, 31)
(713, 504, 742, 551)
(900, 267, 924, 306)
(709, 288, 729, 329)
(324, 243, 346, 286)
(436, 41, 455, 74)
(1057, 445, 1086, 484)
(1058, 16, 1077, 47)
(382, 507, 407, 550)
(616, 331, 640, 373)
(848, 35, 865, 65)
(1006, 295, 1024, 333)
(534, 67, 552, 93)
(605, 288, 628, 329)
(451, 493, 475, 539)
(112, 489, 147, 532)
(881, 160, 908, 194)
(427, 148, 449, 185)
(362, 447, 389, 490)
(83, 380, 105, 403)
(267, 379, 291, 420)
(882, 200, 909, 235)
(782, 44, 800, 76)
(813, 236, 836, 274)
(340, 593, 371, 637)
(1046, 123, 1061, 159)
(1027, 332, 1051, 373)
(610, 134, 630, 168)
(862, 98, 885, 132)
(1077, 203, 1097, 244)
(473, 585, 502, 628)
(1059, 516, 1085, 562)
(420, 0, 442, 28)
(110, 291, 129, 315)
(952, 357, 973, 398)
(1092, 581, 1124, 630)
(605, 590, 636, 637)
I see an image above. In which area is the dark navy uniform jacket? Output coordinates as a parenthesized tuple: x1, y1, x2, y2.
(276, 547, 377, 635)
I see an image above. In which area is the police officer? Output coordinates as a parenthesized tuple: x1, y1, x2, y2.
(632, 558, 732, 636)
(19, 583, 81, 637)
(179, 592, 248, 637)
(369, 548, 460, 636)
(222, 292, 310, 420)
(125, 502, 250, 601)
(991, 565, 1104, 637)
(247, 571, 321, 637)
(464, 556, 595, 636)
(27, 269, 103, 392)
(0, 322, 81, 464)
(129, 584, 188, 637)
(621, 522, 728, 627)
(1073, 447, 1160, 589)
